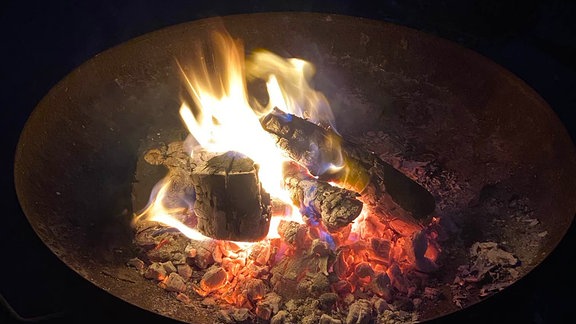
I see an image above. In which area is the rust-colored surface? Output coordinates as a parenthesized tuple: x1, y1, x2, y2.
(14, 13, 575, 323)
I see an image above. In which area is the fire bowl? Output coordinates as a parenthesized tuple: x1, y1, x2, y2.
(14, 13, 575, 323)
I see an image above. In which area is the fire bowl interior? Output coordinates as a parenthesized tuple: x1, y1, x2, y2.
(14, 13, 575, 323)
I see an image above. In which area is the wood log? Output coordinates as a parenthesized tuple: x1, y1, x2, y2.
(260, 108, 435, 219)
(283, 162, 363, 232)
(190, 151, 271, 242)
(143, 145, 272, 242)
(259, 107, 367, 192)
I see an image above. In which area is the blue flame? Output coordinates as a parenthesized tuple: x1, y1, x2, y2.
(273, 108, 293, 122)
(306, 218, 336, 250)
(318, 230, 336, 250)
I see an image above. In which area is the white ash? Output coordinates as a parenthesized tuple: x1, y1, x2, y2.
(218, 307, 253, 324)
(320, 313, 343, 324)
(177, 264, 193, 280)
(160, 261, 177, 274)
(422, 287, 441, 300)
(255, 292, 281, 320)
(185, 240, 217, 269)
(372, 297, 390, 314)
(346, 299, 373, 324)
(137, 226, 189, 264)
(201, 297, 217, 307)
(318, 293, 338, 312)
(377, 309, 418, 324)
(270, 310, 289, 324)
(144, 262, 167, 281)
(353, 131, 465, 213)
(162, 272, 187, 293)
(369, 273, 393, 302)
(230, 308, 251, 322)
(451, 241, 521, 307)
(176, 292, 191, 304)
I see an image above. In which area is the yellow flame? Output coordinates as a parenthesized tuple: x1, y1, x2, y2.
(178, 32, 290, 203)
(247, 50, 337, 129)
(134, 178, 209, 241)
(137, 30, 342, 242)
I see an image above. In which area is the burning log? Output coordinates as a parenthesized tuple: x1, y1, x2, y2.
(260, 108, 435, 219)
(126, 30, 454, 322)
(144, 144, 272, 242)
(141, 139, 384, 240)
(260, 108, 369, 192)
(191, 151, 272, 241)
(283, 162, 363, 232)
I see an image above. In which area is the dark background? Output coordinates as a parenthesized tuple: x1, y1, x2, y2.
(1, 1, 574, 323)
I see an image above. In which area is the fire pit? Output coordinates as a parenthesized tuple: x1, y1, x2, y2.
(14, 13, 575, 323)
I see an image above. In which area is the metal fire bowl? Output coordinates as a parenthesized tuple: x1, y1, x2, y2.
(14, 13, 575, 323)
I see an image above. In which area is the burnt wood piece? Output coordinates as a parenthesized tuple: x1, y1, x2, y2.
(190, 151, 271, 242)
(260, 108, 435, 219)
(143, 141, 198, 204)
(260, 108, 364, 189)
(342, 140, 436, 219)
(283, 162, 363, 232)
(144, 144, 271, 242)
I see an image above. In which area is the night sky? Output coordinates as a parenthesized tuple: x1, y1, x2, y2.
(1, 1, 574, 323)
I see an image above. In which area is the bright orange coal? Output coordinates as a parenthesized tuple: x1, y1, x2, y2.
(177, 202, 439, 315)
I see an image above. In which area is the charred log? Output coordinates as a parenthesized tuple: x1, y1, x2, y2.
(142, 145, 272, 242)
(283, 162, 363, 232)
(190, 151, 271, 242)
(277, 220, 310, 249)
(260, 108, 435, 219)
(343, 141, 436, 220)
(259, 107, 370, 195)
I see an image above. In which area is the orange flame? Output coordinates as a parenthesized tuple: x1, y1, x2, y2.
(133, 177, 209, 241)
